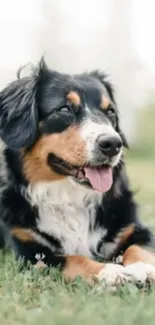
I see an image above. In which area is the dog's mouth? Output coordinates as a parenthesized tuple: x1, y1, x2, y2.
(48, 153, 113, 192)
(82, 166, 112, 192)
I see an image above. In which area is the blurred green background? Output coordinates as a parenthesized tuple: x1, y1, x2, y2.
(127, 103, 155, 231)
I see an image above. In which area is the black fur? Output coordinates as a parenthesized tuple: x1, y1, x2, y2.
(0, 59, 154, 272)
(0, 77, 38, 149)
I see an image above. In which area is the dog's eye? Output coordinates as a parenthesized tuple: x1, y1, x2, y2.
(107, 107, 115, 116)
(106, 107, 116, 124)
(58, 106, 71, 113)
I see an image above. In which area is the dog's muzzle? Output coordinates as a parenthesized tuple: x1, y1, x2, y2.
(48, 121, 123, 193)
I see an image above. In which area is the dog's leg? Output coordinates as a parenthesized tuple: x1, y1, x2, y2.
(123, 245, 155, 266)
(61, 256, 128, 286)
(11, 227, 129, 286)
(122, 245, 155, 283)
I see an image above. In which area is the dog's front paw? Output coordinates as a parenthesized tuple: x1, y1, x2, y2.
(94, 264, 131, 291)
(124, 262, 155, 285)
(93, 262, 155, 292)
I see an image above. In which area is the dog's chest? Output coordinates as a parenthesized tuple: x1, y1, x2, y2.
(27, 180, 105, 257)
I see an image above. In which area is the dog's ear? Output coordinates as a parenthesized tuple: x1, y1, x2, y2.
(90, 70, 116, 102)
(90, 71, 129, 149)
(0, 76, 38, 149)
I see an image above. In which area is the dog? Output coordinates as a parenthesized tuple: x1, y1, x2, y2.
(0, 58, 155, 288)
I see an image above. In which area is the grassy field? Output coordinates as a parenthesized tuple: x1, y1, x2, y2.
(0, 157, 155, 325)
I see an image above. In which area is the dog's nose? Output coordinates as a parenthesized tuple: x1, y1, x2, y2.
(97, 135, 122, 157)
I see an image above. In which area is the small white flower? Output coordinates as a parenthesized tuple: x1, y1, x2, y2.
(35, 253, 45, 261)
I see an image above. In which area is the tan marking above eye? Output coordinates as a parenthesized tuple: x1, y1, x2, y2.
(67, 91, 81, 106)
(100, 95, 110, 110)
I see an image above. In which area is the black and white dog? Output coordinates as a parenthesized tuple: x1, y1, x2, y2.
(0, 59, 155, 286)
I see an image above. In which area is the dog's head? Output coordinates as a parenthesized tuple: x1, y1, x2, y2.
(0, 59, 128, 192)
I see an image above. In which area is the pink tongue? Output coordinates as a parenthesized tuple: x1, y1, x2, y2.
(84, 167, 113, 192)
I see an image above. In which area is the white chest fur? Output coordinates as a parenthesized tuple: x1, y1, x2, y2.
(25, 178, 106, 257)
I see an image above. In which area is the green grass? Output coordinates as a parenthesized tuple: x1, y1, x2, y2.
(127, 158, 155, 231)
(0, 157, 155, 325)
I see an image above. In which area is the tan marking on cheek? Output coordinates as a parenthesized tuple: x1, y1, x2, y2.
(23, 126, 87, 183)
(11, 227, 35, 242)
(122, 245, 155, 267)
(100, 95, 110, 110)
(41, 126, 87, 166)
(62, 256, 104, 284)
(67, 91, 81, 106)
(23, 147, 65, 184)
